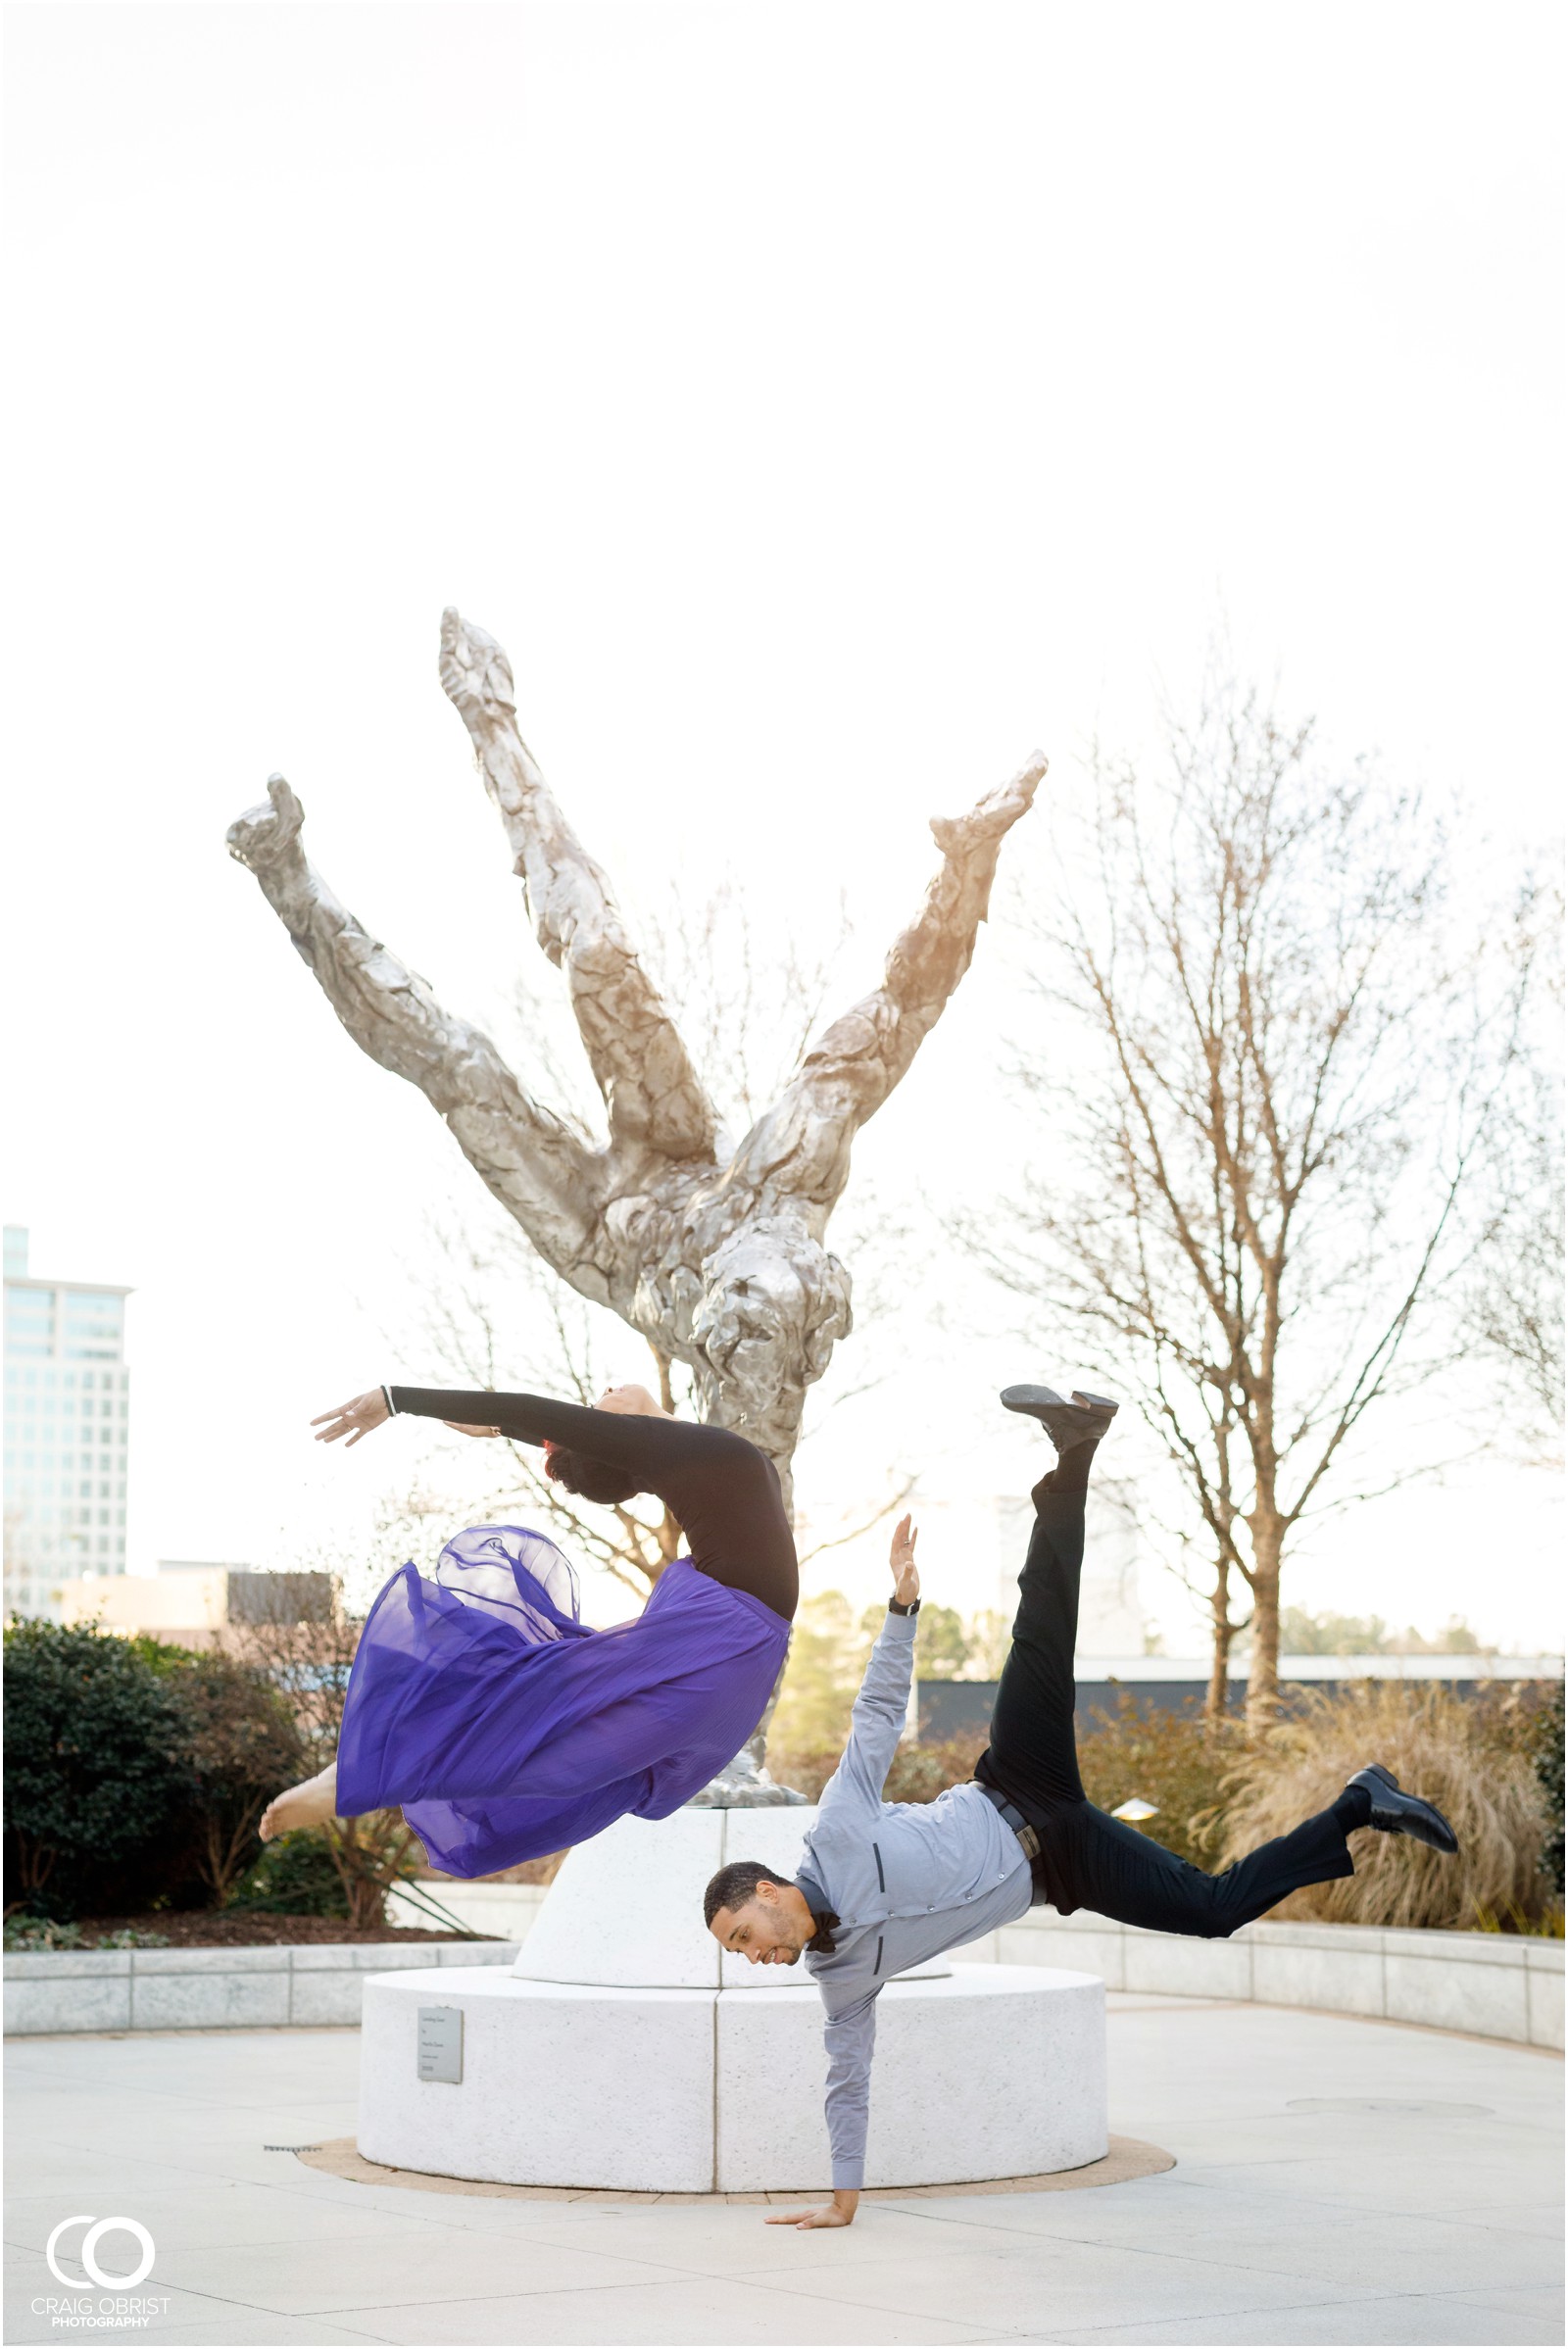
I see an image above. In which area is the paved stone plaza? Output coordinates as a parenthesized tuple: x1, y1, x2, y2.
(5, 1993, 1561, 2347)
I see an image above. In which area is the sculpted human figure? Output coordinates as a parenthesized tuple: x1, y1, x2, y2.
(705, 1386, 1460, 2227)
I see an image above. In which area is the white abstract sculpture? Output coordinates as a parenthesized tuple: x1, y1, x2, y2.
(227, 610, 1041, 1484)
(227, 609, 1042, 1793)
(359, 1810, 1108, 2193)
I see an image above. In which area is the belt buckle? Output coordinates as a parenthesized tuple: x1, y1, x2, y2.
(1016, 1821, 1041, 1861)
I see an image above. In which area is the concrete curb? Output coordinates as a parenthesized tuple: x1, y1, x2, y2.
(3, 1938, 518, 2034)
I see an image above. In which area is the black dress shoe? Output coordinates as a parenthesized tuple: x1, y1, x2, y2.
(1001, 1385, 1119, 1452)
(1348, 1763, 1460, 1855)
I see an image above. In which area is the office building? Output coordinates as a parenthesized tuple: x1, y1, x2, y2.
(3, 1225, 132, 1619)
(56, 1565, 329, 1649)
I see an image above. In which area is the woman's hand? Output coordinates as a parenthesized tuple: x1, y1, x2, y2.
(311, 1390, 391, 1448)
(443, 1420, 502, 1439)
(889, 1513, 919, 1607)
(764, 2189, 858, 2229)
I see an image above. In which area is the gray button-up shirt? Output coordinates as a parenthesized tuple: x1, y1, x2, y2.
(798, 1608, 1033, 2187)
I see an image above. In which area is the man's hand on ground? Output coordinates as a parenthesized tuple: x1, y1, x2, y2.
(889, 1514, 919, 1607)
(764, 2188, 859, 2229)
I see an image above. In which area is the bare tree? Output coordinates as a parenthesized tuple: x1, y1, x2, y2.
(228, 609, 1039, 1786)
(958, 678, 1536, 1726)
(232, 1568, 421, 1930)
(1461, 889, 1563, 1456)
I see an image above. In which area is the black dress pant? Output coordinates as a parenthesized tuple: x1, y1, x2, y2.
(973, 1450, 1353, 1938)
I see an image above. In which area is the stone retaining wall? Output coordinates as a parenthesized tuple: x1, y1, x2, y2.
(974, 1909, 1564, 2051)
(3, 1939, 518, 2035)
(386, 1884, 1563, 2053)
(7, 1894, 1560, 2050)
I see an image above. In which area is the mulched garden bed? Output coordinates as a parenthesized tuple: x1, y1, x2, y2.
(61, 1911, 503, 1948)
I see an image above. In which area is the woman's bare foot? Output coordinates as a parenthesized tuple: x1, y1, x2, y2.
(259, 1764, 339, 1842)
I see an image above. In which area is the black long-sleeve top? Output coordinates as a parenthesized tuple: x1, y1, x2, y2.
(387, 1387, 798, 1623)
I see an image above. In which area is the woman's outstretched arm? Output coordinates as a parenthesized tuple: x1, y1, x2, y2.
(311, 1384, 744, 1476)
(387, 1385, 754, 1483)
(310, 1386, 796, 1618)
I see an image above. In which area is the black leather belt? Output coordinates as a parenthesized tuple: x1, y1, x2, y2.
(975, 1779, 1040, 1861)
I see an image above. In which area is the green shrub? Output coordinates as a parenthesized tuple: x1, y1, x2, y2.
(3, 1619, 197, 1919)
(1076, 1693, 1233, 1868)
(177, 1651, 307, 1904)
(3, 1619, 315, 1920)
(1469, 1900, 1564, 1938)
(1217, 1681, 1552, 1930)
(1471, 1678, 1565, 1903)
(4, 1916, 88, 1950)
(227, 1579, 420, 1929)
(3, 1917, 171, 1950)
(774, 1703, 1233, 1858)
(774, 1673, 1560, 1934)
(228, 1829, 348, 1917)
(768, 1736, 985, 1806)
(764, 1743, 841, 1802)
(884, 1736, 988, 1804)
(1523, 1680, 1564, 1896)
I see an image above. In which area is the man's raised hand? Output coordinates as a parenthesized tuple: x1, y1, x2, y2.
(889, 1513, 919, 1607)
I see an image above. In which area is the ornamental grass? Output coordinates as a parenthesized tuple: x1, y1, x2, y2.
(1216, 1680, 1554, 1932)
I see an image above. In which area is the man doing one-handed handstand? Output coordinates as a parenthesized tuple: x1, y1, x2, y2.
(704, 1387, 1458, 2227)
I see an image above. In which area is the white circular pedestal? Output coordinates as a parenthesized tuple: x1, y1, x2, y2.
(359, 1807, 1107, 2193)
(360, 1962, 1105, 2193)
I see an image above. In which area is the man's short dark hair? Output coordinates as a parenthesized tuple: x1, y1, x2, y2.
(703, 1858, 790, 1928)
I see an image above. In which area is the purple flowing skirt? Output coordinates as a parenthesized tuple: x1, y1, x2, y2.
(334, 1525, 792, 1877)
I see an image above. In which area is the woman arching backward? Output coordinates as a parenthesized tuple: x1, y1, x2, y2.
(258, 1381, 796, 1877)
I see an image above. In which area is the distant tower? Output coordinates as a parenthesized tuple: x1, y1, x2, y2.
(3, 1226, 133, 1621)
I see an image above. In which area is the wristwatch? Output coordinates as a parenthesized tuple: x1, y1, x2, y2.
(889, 1595, 921, 1616)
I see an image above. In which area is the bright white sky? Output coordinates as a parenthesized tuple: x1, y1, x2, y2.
(4, 2, 1562, 1650)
